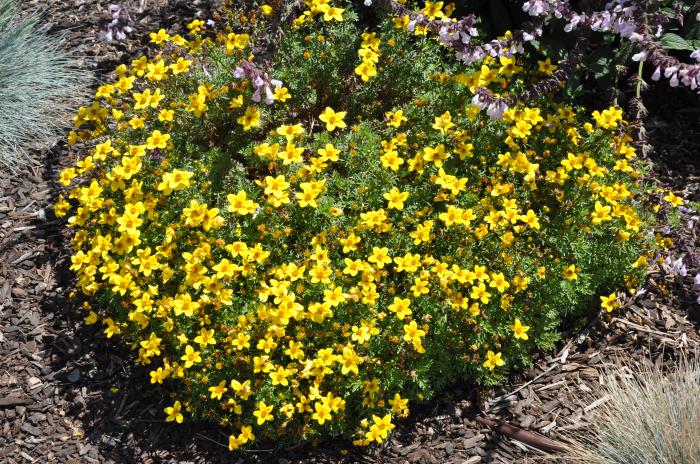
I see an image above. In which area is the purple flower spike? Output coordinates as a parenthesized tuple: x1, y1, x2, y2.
(233, 60, 283, 106)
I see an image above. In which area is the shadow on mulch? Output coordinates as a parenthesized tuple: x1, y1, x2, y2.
(643, 85, 700, 327)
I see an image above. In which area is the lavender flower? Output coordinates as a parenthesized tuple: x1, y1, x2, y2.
(693, 273, 700, 304)
(663, 254, 688, 277)
(233, 60, 282, 105)
(100, 4, 133, 43)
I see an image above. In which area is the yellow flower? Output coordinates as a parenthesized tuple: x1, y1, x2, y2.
(296, 181, 324, 208)
(591, 201, 612, 224)
(269, 366, 291, 386)
(321, 5, 344, 21)
(422, 144, 450, 167)
(156, 169, 193, 195)
(237, 106, 261, 131)
(368, 246, 392, 269)
(164, 400, 183, 423)
(274, 87, 291, 102)
(489, 272, 510, 293)
(279, 142, 304, 165)
(276, 123, 304, 141)
(253, 401, 274, 425)
(84, 311, 98, 325)
(150, 367, 168, 384)
(600, 293, 619, 312)
(383, 187, 409, 210)
(389, 393, 409, 416)
(355, 61, 377, 82)
(230, 95, 244, 109)
(208, 380, 228, 400)
(421, 1, 445, 20)
(146, 130, 170, 150)
(432, 111, 454, 134)
(340, 346, 363, 375)
(59, 167, 77, 186)
(631, 255, 647, 269)
(592, 107, 623, 129)
(388, 297, 412, 320)
(483, 350, 505, 370)
(469, 282, 491, 304)
(149, 28, 170, 45)
(103, 318, 121, 338)
(510, 318, 530, 340)
(225, 33, 250, 54)
(319, 107, 347, 132)
(180, 345, 202, 368)
(663, 192, 684, 207)
(562, 264, 578, 281)
(312, 401, 332, 424)
(238, 425, 255, 443)
(537, 58, 558, 75)
(158, 109, 175, 122)
(193, 328, 216, 348)
(170, 57, 192, 75)
(365, 414, 394, 442)
(318, 143, 340, 162)
(146, 59, 168, 81)
(227, 191, 259, 215)
(403, 320, 426, 345)
(385, 109, 407, 128)
(519, 209, 540, 230)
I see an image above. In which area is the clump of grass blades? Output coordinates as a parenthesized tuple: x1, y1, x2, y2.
(0, 0, 87, 169)
(563, 358, 700, 464)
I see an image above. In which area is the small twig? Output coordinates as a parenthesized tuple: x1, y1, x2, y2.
(611, 317, 680, 337)
(196, 433, 229, 449)
(114, 392, 128, 419)
(537, 379, 568, 392)
(583, 394, 611, 412)
(488, 364, 557, 406)
(475, 416, 569, 453)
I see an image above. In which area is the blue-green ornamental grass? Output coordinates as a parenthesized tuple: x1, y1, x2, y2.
(0, 0, 87, 168)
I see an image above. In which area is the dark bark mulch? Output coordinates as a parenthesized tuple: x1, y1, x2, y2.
(1, 2, 700, 463)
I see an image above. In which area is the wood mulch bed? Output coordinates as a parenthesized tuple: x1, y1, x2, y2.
(1, 1, 699, 463)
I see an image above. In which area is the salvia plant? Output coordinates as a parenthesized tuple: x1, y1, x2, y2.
(383, 0, 700, 120)
(0, 0, 86, 168)
(55, 0, 682, 452)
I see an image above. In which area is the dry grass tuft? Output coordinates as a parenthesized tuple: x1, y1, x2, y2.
(562, 357, 700, 464)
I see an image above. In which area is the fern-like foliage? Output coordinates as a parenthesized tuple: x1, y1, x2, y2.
(0, 0, 87, 169)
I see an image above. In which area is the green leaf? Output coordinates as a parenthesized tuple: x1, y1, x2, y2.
(660, 32, 695, 51)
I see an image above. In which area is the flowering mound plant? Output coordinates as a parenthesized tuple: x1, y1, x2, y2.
(57, 0, 657, 450)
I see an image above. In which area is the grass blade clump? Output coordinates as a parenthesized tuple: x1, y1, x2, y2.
(565, 358, 700, 464)
(0, 0, 87, 168)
